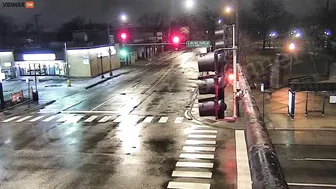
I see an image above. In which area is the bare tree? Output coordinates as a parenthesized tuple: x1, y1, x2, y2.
(138, 12, 166, 34)
(252, 0, 284, 49)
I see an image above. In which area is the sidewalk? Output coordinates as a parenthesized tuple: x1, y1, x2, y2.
(252, 88, 336, 130)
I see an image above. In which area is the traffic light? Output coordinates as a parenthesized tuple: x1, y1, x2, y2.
(197, 50, 228, 119)
(173, 36, 180, 44)
(119, 31, 129, 44)
(120, 48, 128, 57)
(121, 33, 127, 41)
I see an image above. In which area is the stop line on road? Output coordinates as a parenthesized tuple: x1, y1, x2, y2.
(1, 114, 185, 124)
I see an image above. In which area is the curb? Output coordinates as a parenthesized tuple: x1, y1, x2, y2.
(1, 100, 56, 116)
(84, 70, 133, 90)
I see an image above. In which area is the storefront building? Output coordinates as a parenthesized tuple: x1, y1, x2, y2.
(67, 44, 120, 77)
(14, 49, 66, 77)
(0, 51, 15, 79)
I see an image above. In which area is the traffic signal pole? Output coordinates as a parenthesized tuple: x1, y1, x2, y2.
(232, 24, 238, 118)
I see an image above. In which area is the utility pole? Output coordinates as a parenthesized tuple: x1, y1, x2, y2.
(34, 14, 42, 42)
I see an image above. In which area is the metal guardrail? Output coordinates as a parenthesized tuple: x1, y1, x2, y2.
(237, 64, 289, 189)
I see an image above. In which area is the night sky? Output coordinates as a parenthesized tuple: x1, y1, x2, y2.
(0, 0, 320, 31)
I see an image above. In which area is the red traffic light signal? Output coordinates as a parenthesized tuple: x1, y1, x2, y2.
(121, 33, 127, 40)
(173, 36, 180, 43)
(228, 74, 234, 81)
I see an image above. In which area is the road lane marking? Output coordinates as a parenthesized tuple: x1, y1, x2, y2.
(113, 116, 123, 123)
(172, 171, 212, 178)
(2, 116, 20, 122)
(90, 97, 116, 111)
(167, 181, 210, 189)
(176, 161, 213, 168)
(15, 116, 32, 122)
(182, 146, 216, 152)
(291, 158, 336, 162)
(56, 115, 74, 122)
(188, 130, 217, 134)
(143, 116, 154, 123)
(66, 115, 84, 123)
(235, 130, 252, 189)
(288, 183, 336, 187)
(61, 110, 119, 114)
(179, 153, 214, 160)
(191, 125, 211, 129)
(185, 140, 216, 145)
(158, 116, 169, 123)
(99, 116, 113, 123)
(84, 115, 98, 123)
(188, 134, 217, 139)
(42, 115, 58, 122)
(29, 116, 45, 122)
(174, 117, 184, 123)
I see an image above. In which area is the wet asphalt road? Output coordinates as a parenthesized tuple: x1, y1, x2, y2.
(0, 51, 237, 189)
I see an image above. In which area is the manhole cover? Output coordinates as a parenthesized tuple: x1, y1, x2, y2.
(45, 84, 62, 87)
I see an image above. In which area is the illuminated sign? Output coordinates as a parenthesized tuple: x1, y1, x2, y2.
(67, 46, 116, 57)
(23, 53, 56, 61)
(0, 51, 13, 55)
(3, 62, 12, 67)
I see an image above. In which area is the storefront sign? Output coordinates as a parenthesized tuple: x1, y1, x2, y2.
(3, 62, 11, 67)
(83, 56, 90, 64)
(11, 90, 24, 103)
(23, 53, 56, 61)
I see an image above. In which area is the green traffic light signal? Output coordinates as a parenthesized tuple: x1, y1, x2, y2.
(120, 49, 128, 57)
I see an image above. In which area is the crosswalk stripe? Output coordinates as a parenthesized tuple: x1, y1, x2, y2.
(15, 116, 32, 122)
(84, 115, 98, 123)
(158, 116, 169, 123)
(2, 116, 20, 122)
(99, 116, 113, 123)
(167, 181, 210, 189)
(29, 116, 45, 122)
(66, 115, 84, 123)
(174, 117, 184, 123)
(113, 116, 123, 123)
(188, 134, 217, 139)
(172, 171, 212, 178)
(42, 115, 58, 122)
(189, 130, 217, 134)
(179, 153, 214, 160)
(182, 146, 216, 152)
(143, 116, 154, 123)
(176, 161, 213, 168)
(56, 115, 73, 122)
(185, 140, 216, 145)
(192, 125, 211, 129)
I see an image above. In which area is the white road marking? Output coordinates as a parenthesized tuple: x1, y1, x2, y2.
(84, 115, 98, 123)
(172, 171, 212, 178)
(29, 116, 45, 122)
(188, 130, 217, 134)
(182, 146, 216, 152)
(291, 158, 336, 162)
(15, 116, 32, 122)
(42, 115, 58, 122)
(174, 117, 184, 123)
(188, 134, 217, 139)
(90, 97, 116, 111)
(143, 116, 154, 123)
(167, 181, 210, 189)
(113, 116, 123, 123)
(56, 115, 73, 122)
(2, 116, 20, 122)
(185, 140, 216, 145)
(66, 115, 84, 123)
(191, 125, 211, 129)
(158, 116, 169, 123)
(176, 161, 213, 168)
(61, 110, 119, 114)
(179, 153, 214, 160)
(288, 183, 336, 187)
(235, 130, 252, 189)
(99, 116, 113, 123)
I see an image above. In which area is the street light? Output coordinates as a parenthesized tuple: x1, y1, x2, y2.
(107, 13, 127, 77)
(288, 42, 296, 80)
(225, 6, 232, 13)
(185, 0, 194, 8)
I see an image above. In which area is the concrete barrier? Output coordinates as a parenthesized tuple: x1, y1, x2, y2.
(237, 64, 289, 189)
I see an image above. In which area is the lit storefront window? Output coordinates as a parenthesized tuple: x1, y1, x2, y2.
(16, 60, 65, 76)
